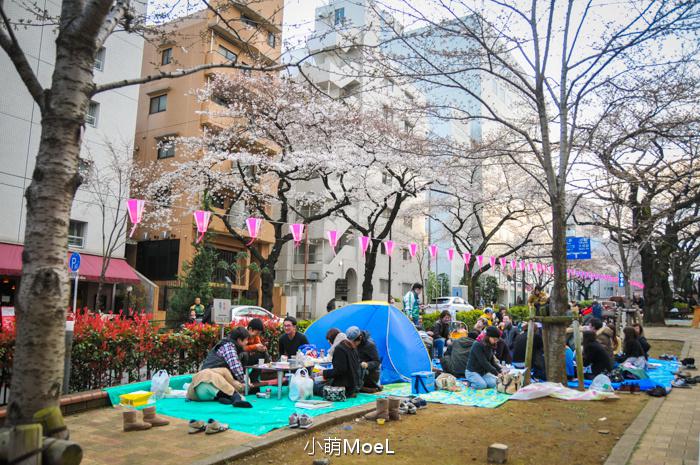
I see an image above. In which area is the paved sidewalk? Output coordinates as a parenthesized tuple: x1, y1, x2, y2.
(628, 327, 699, 465)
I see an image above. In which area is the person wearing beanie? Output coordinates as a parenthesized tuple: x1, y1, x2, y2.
(464, 326, 502, 389)
(348, 326, 382, 393)
(441, 330, 478, 377)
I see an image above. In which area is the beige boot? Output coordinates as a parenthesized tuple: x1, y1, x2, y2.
(123, 410, 152, 432)
(363, 398, 389, 421)
(387, 397, 401, 421)
(142, 406, 170, 427)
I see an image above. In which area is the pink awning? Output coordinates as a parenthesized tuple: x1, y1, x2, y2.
(0, 242, 140, 284)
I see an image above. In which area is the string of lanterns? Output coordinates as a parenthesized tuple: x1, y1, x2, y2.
(126, 199, 644, 289)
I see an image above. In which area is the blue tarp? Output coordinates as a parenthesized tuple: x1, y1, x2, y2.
(304, 301, 432, 384)
(566, 358, 680, 391)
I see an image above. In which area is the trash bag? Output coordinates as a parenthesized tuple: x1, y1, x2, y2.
(590, 374, 614, 393)
(289, 368, 313, 401)
(151, 370, 170, 399)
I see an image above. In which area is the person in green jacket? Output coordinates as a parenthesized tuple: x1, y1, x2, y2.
(402, 283, 423, 325)
(190, 297, 205, 320)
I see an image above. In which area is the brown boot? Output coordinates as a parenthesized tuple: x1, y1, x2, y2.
(142, 406, 170, 427)
(123, 410, 152, 432)
(387, 397, 401, 421)
(363, 398, 389, 421)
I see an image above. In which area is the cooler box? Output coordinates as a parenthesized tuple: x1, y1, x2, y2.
(411, 371, 435, 395)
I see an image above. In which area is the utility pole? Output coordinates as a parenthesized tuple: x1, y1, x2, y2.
(303, 225, 309, 319)
(387, 228, 392, 302)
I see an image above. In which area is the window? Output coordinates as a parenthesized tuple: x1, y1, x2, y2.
(402, 248, 410, 261)
(213, 248, 246, 285)
(161, 48, 172, 65)
(382, 172, 391, 184)
(267, 31, 276, 48)
(379, 279, 389, 294)
(68, 220, 86, 248)
(334, 7, 345, 25)
(78, 158, 94, 184)
(294, 241, 319, 264)
(136, 239, 180, 281)
(218, 45, 237, 62)
(156, 136, 175, 159)
(149, 94, 167, 114)
(94, 47, 106, 71)
(241, 15, 256, 28)
(86, 101, 99, 127)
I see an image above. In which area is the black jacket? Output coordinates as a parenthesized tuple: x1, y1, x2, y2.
(494, 339, 512, 365)
(432, 320, 451, 340)
(623, 339, 645, 359)
(638, 336, 650, 359)
(512, 331, 544, 364)
(278, 331, 309, 358)
(466, 340, 500, 376)
(583, 340, 613, 376)
(323, 341, 362, 396)
(502, 325, 519, 352)
(356, 332, 381, 388)
(441, 336, 475, 377)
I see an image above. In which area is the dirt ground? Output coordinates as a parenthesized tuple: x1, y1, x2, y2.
(646, 339, 684, 359)
(235, 395, 648, 465)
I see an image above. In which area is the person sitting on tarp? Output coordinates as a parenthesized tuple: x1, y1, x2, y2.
(591, 318, 615, 359)
(187, 326, 253, 407)
(240, 318, 269, 384)
(512, 323, 546, 380)
(493, 330, 513, 365)
(325, 328, 347, 357)
(501, 315, 519, 354)
(480, 308, 495, 325)
(314, 328, 362, 398)
(441, 330, 478, 378)
(464, 326, 502, 390)
(632, 323, 651, 359)
(618, 326, 647, 369)
(565, 344, 576, 380)
(431, 310, 453, 359)
(346, 326, 382, 393)
(582, 330, 613, 379)
(278, 316, 309, 358)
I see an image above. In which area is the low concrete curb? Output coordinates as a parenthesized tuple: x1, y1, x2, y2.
(190, 402, 376, 465)
(603, 338, 690, 465)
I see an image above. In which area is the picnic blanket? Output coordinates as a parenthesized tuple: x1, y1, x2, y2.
(381, 382, 510, 408)
(511, 382, 619, 401)
(104, 376, 376, 436)
(566, 358, 680, 392)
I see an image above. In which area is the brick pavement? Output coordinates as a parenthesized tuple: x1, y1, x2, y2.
(66, 406, 256, 465)
(627, 327, 700, 465)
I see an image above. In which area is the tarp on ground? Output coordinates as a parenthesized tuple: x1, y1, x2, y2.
(104, 376, 377, 436)
(304, 301, 432, 385)
(566, 358, 679, 392)
(382, 382, 510, 408)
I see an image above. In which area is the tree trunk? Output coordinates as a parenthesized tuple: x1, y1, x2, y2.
(260, 267, 275, 312)
(640, 243, 665, 324)
(545, 196, 568, 383)
(95, 279, 104, 312)
(8, 34, 95, 425)
(361, 246, 379, 301)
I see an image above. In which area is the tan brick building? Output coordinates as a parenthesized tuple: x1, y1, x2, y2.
(130, 1, 283, 314)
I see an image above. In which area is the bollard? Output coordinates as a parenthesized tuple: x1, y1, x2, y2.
(487, 443, 508, 464)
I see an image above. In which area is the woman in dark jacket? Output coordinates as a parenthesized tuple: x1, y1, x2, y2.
(621, 326, 645, 360)
(319, 331, 362, 398)
(633, 323, 651, 359)
(582, 330, 613, 379)
(353, 328, 382, 392)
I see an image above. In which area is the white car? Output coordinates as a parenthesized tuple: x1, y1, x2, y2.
(425, 296, 474, 317)
(230, 305, 281, 325)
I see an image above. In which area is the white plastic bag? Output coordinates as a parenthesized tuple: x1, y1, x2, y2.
(289, 368, 313, 401)
(590, 374, 614, 393)
(151, 370, 170, 399)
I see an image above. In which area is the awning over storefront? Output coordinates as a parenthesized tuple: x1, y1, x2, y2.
(0, 242, 140, 284)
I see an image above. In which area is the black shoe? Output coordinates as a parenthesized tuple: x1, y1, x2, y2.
(232, 392, 253, 408)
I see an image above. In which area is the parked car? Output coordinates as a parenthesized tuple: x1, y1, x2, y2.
(424, 296, 474, 317)
(230, 305, 282, 326)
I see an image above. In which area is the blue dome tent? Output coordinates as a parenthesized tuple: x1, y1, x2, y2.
(304, 301, 432, 385)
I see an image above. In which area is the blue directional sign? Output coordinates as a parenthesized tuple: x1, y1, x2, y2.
(618, 272, 625, 288)
(68, 252, 81, 272)
(566, 237, 592, 260)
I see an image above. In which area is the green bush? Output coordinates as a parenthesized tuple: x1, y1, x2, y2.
(578, 300, 593, 308)
(297, 319, 313, 333)
(422, 312, 439, 329)
(673, 302, 689, 310)
(507, 305, 530, 322)
(456, 309, 484, 329)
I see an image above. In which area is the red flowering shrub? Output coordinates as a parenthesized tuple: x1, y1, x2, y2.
(0, 309, 284, 393)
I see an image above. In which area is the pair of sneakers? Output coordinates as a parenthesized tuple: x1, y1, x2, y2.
(289, 413, 313, 429)
(408, 396, 427, 409)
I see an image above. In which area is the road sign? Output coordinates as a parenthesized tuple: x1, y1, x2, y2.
(618, 272, 625, 288)
(566, 237, 592, 260)
(212, 299, 231, 325)
(68, 252, 81, 272)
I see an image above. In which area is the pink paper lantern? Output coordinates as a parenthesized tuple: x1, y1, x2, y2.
(327, 230, 339, 254)
(290, 223, 304, 247)
(489, 256, 496, 268)
(447, 248, 455, 262)
(519, 260, 525, 272)
(536, 263, 543, 273)
(510, 259, 516, 270)
(429, 244, 438, 259)
(359, 236, 371, 256)
(193, 210, 212, 244)
(462, 252, 471, 266)
(476, 255, 484, 268)
(245, 217, 262, 246)
(499, 257, 506, 269)
(409, 242, 418, 258)
(126, 199, 145, 238)
(383, 240, 395, 257)
(527, 262, 534, 272)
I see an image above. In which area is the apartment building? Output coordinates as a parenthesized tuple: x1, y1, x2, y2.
(0, 0, 145, 312)
(130, 1, 283, 311)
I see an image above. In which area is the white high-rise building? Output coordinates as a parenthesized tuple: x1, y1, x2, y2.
(0, 0, 146, 311)
(276, 0, 428, 319)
